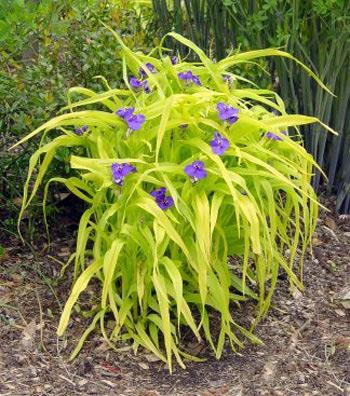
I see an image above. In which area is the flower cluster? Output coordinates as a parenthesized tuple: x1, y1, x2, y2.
(181, 102, 235, 184)
(74, 125, 88, 136)
(112, 98, 237, 203)
(114, 71, 239, 205)
(150, 187, 174, 210)
(111, 163, 136, 186)
(178, 70, 201, 86)
(127, 63, 157, 95)
(116, 107, 145, 131)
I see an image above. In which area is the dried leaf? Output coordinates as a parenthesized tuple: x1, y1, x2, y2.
(325, 216, 337, 230)
(13, 197, 22, 206)
(100, 363, 121, 374)
(57, 247, 71, 257)
(101, 379, 116, 387)
(138, 362, 150, 370)
(312, 237, 323, 246)
(21, 320, 37, 349)
(57, 192, 70, 201)
(262, 361, 276, 381)
(335, 287, 350, 309)
(78, 379, 89, 386)
(334, 309, 346, 317)
(292, 287, 303, 300)
(335, 336, 350, 349)
(144, 353, 161, 363)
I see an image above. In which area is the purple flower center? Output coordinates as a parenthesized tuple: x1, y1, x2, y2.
(116, 107, 146, 131)
(217, 102, 239, 125)
(171, 56, 178, 65)
(111, 162, 136, 186)
(178, 70, 201, 86)
(150, 187, 174, 210)
(265, 130, 287, 141)
(139, 62, 156, 78)
(210, 132, 230, 155)
(184, 160, 207, 183)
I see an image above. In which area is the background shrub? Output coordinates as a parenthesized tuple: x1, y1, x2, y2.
(0, 0, 153, 236)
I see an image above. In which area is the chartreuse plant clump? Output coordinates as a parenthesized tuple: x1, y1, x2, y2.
(12, 31, 335, 371)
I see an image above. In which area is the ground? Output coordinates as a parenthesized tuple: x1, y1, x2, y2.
(0, 200, 349, 396)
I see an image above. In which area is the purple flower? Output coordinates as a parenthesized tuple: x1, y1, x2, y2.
(184, 160, 207, 183)
(116, 107, 145, 131)
(210, 132, 230, 155)
(142, 80, 150, 94)
(111, 163, 136, 186)
(179, 124, 188, 129)
(217, 102, 239, 125)
(265, 130, 287, 141)
(127, 114, 145, 130)
(130, 77, 150, 94)
(130, 76, 144, 90)
(191, 75, 201, 86)
(150, 187, 174, 210)
(171, 56, 178, 65)
(116, 107, 134, 119)
(74, 125, 88, 136)
(150, 187, 166, 200)
(178, 70, 201, 86)
(156, 195, 174, 210)
(222, 74, 233, 86)
(139, 62, 156, 78)
(178, 71, 192, 82)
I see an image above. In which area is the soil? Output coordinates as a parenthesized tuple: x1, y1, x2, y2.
(0, 199, 349, 396)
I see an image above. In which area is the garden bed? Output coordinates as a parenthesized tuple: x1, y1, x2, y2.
(0, 200, 349, 396)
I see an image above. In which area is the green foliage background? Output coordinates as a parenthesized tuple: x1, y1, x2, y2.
(152, 0, 350, 212)
(0, 0, 153, 235)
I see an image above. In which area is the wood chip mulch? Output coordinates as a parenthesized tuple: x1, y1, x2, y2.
(0, 200, 349, 396)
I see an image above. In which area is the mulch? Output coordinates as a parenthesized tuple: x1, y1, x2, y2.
(0, 199, 349, 396)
